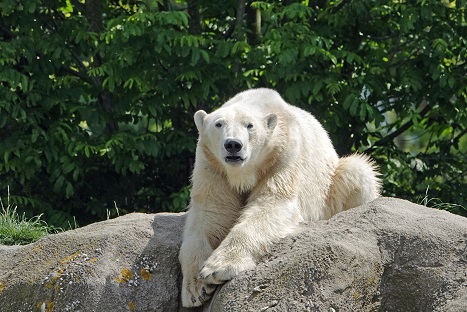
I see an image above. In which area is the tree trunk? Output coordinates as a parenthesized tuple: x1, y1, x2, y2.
(187, 0, 201, 35)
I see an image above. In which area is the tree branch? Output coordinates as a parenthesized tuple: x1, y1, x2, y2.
(452, 128, 467, 149)
(235, 0, 246, 36)
(187, 0, 201, 35)
(59, 65, 96, 86)
(329, 0, 351, 13)
(223, 0, 246, 39)
(0, 25, 15, 40)
(365, 103, 431, 153)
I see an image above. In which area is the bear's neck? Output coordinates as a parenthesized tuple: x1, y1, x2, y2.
(200, 143, 259, 193)
(226, 168, 257, 193)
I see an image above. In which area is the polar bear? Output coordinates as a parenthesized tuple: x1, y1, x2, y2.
(179, 88, 381, 307)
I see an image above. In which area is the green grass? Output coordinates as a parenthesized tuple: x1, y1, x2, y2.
(419, 186, 467, 217)
(0, 188, 124, 246)
(0, 187, 51, 245)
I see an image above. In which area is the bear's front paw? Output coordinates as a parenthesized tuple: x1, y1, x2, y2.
(199, 251, 256, 285)
(181, 277, 216, 307)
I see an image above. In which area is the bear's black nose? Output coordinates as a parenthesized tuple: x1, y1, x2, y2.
(224, 139, 243, 153)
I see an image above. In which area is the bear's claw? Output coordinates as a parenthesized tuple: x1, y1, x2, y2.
(199, 258, 256, 285)
(181, 279, 217, 307)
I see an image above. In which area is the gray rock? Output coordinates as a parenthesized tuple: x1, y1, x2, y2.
(0, 198, 466, 312)
(207, 197, 467, 312)
(0, 212, 189, 312)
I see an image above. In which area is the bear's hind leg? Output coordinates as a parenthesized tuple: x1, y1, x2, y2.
(328, 154, 381, 215)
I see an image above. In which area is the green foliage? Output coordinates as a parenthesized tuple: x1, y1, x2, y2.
(0, 0, 465, 227)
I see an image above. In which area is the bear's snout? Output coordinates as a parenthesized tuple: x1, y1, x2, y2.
(223, 139, 245, 164)
(224, 139, 243, 153)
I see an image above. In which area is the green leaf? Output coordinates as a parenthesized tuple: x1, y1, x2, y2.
(21, 74, 29, 92)
(200, 50, 210, 63)
(349, 98, 359, 116)
(326, 83, 341, 95)
(191, 48, 200, 65)
(431, 38, 448, 52)
(304, 46, 316, 56)
(216, 42, 231, 58)
(359, 103, 367, 121)
(328, 53, 337, 65)
(63, 162, 74, 174)
(0, 115, 7, 128)
(312, 80, 323, 96)
(343, 93, 356, 110)
(27, 1, 36, 13)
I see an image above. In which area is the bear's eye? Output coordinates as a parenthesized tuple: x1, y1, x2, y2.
(247, 123, 254, 129)
(215, 122, 222, 128)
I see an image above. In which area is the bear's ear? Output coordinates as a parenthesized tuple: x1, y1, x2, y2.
(194, 110, 207, 132)
(265, 113, 277, 130)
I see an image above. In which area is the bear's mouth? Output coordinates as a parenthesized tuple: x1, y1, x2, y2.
(225, 156, 244, 163)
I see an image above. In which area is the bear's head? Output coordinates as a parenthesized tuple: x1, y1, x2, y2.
(194, 105, 278, 189)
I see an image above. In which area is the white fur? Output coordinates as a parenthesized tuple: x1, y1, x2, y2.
(179, 88, 381, 307)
